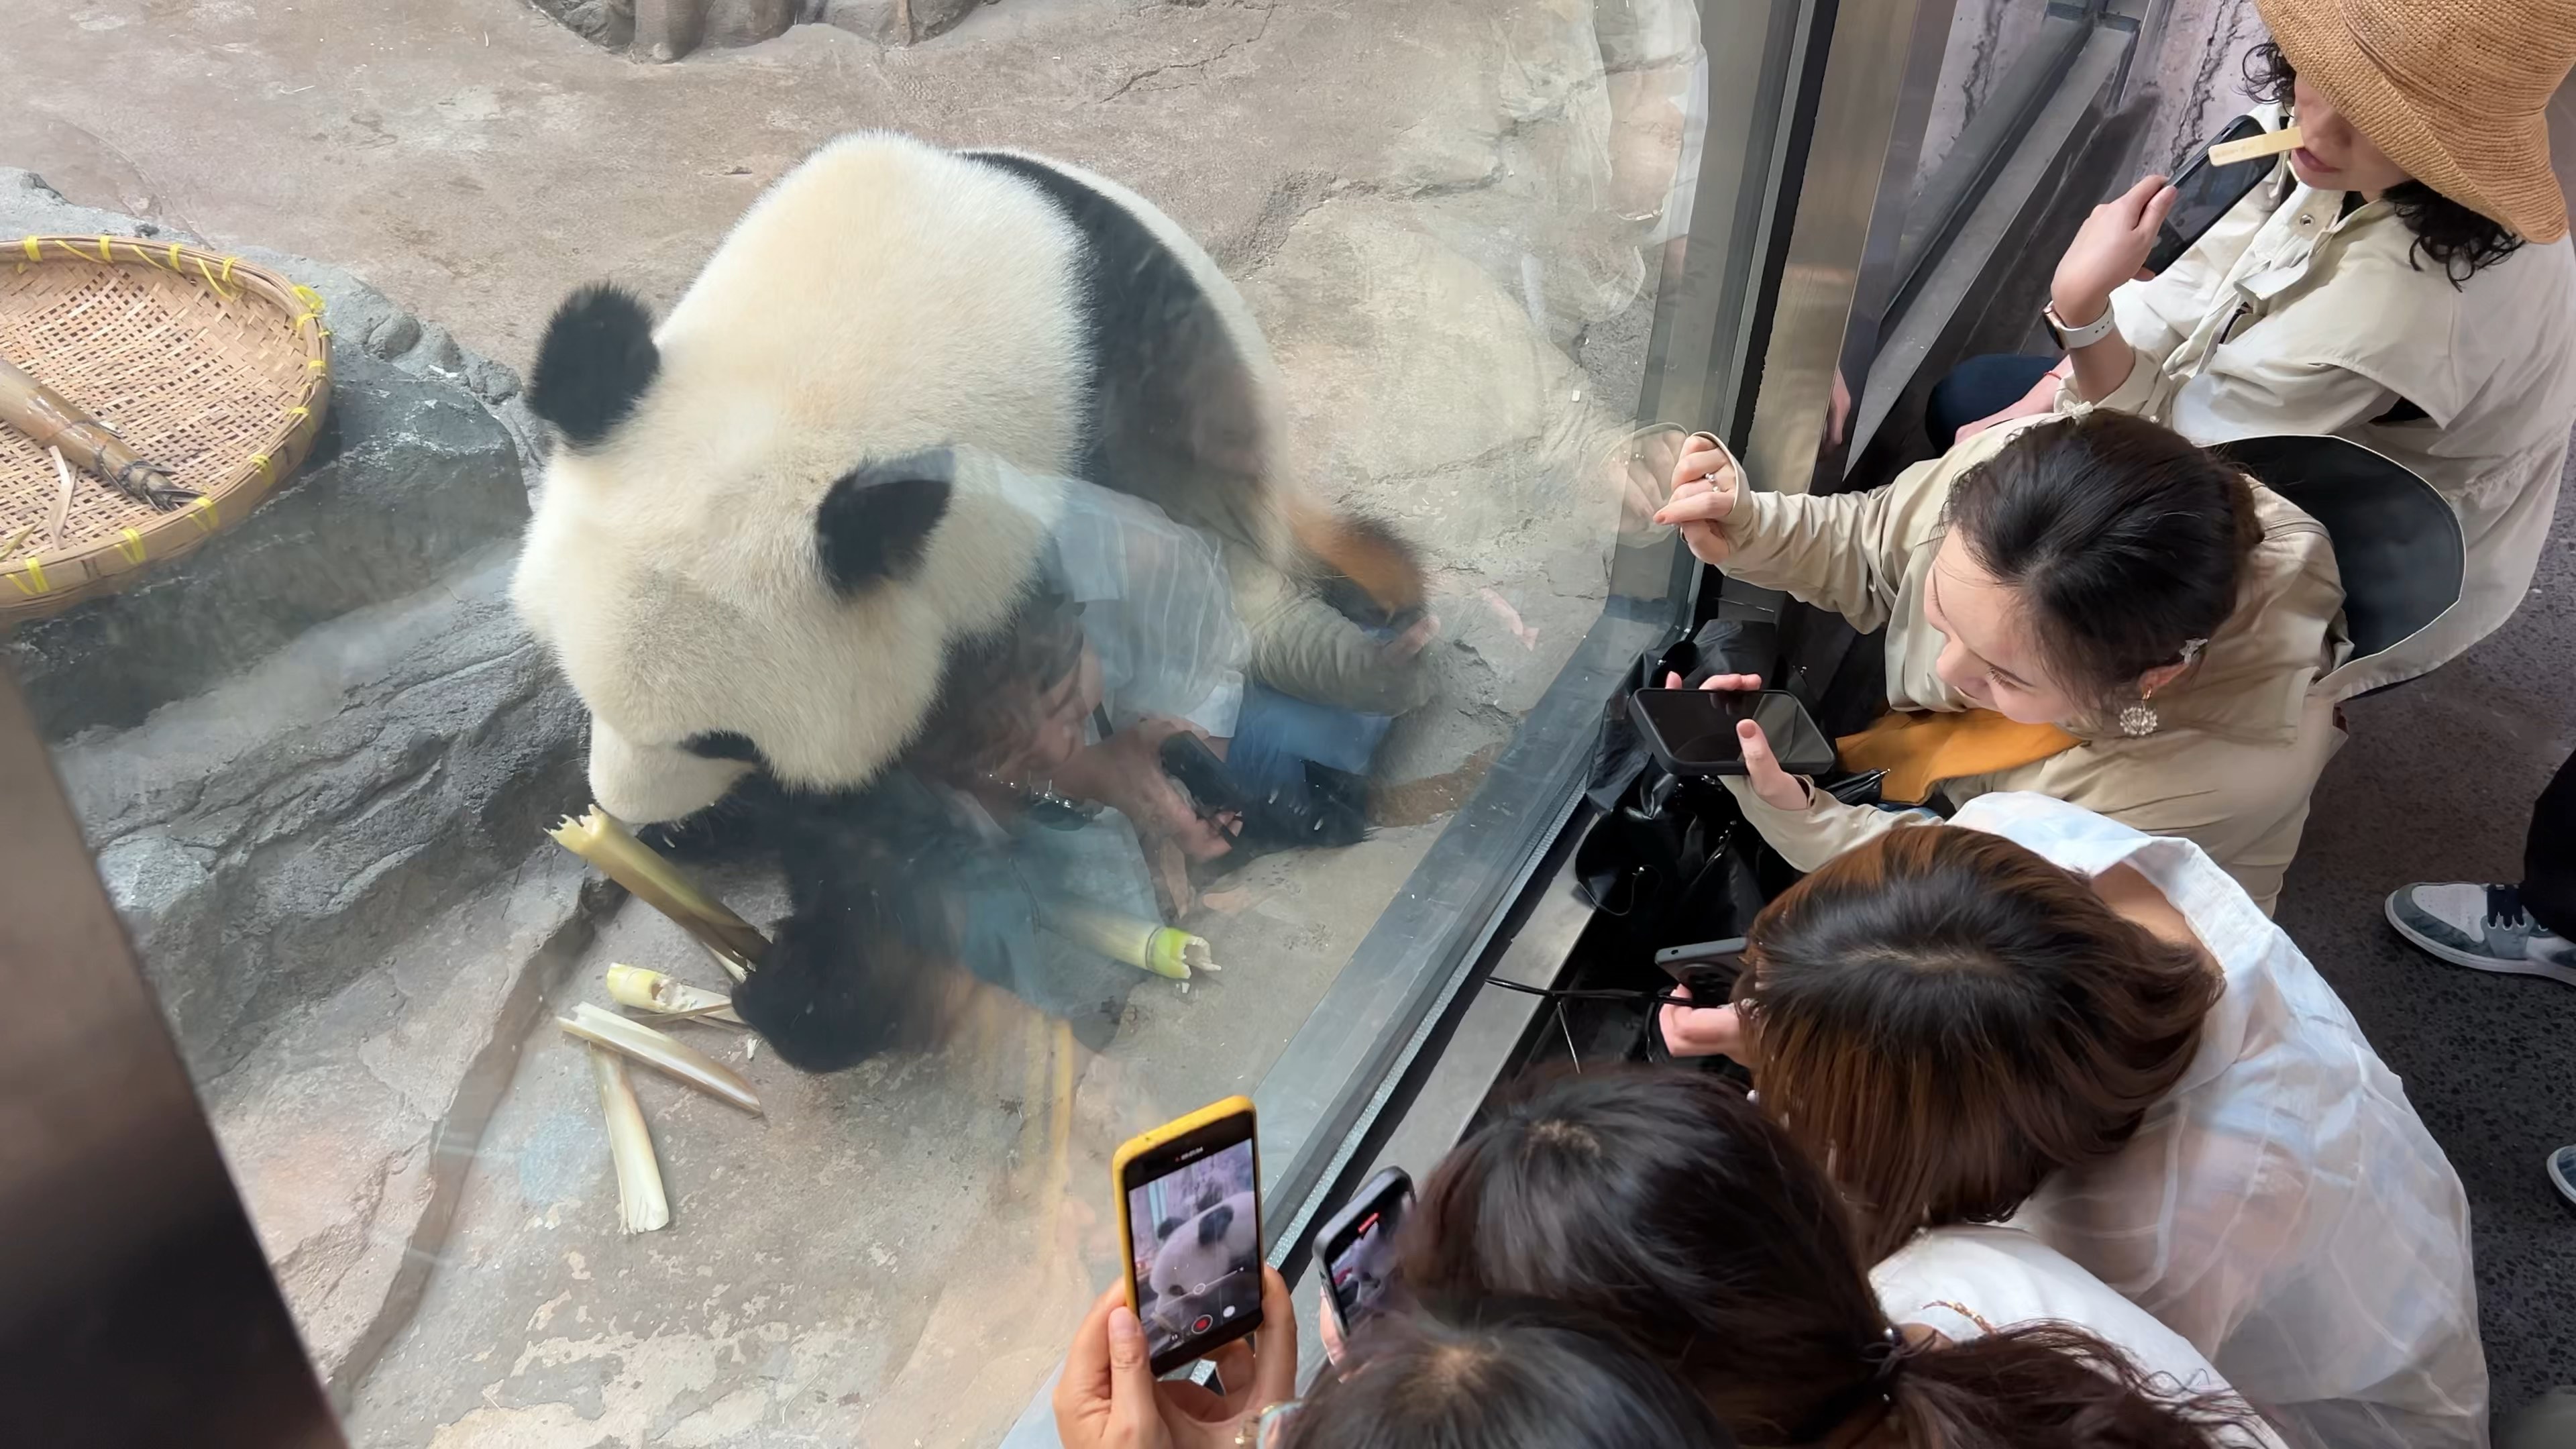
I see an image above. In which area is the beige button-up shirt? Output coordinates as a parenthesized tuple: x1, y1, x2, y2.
(2068, 105, 2576, 691)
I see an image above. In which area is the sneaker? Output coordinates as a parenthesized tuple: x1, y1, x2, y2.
(2551, 1146, 2576, 1210)
(2383, 882, 2576, 986)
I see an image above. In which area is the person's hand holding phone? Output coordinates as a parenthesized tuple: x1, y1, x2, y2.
(1661, 672, 1811, 810)
(2051, 174, 2181, 333)
(1652, 432, 1742, 567)
(1658, 981, 1759, 1065)
(1059, 716, 1238, 861)
(1055, 1271, 1299, 1449)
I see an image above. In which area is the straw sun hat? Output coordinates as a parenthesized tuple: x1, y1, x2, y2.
(2256, 0, 2576, 242)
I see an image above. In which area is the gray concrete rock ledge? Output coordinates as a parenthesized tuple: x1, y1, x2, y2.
(531, 0, 997, 61)
(5, 176, 609, 1397)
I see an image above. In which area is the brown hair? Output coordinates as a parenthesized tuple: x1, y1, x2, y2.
(1403, 1069, 2253, 1449)
(1739, 826, 2220, 1261)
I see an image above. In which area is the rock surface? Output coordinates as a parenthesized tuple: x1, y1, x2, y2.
(205, 852, 611, 1392)
(52, 554, 588, 1081)
(546, 0, 991, 58)
(0, 171, 543, 741)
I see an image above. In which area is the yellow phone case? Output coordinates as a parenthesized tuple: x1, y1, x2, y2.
(1112, 1095, 1258, 1318)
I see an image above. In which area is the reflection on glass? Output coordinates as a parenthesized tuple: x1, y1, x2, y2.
(13, 0, 1735, 1442)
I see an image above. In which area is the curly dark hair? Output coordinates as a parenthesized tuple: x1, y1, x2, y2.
(2242, 39, 2524, 284)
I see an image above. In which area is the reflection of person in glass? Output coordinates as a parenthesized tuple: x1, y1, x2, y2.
(1652, 411, 2363, 914)
(672, 460, 1395, 1071)
(509, 133, 1446, 1072)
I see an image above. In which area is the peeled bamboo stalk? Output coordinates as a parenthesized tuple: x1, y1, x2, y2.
(590, 1047, 670, 1234)
(606, 963, 744, 1026)
(0, 353, 198, 510)
(547, 806, 769, 968)
(1042, 900, 1217, 980)
(561, 1002, 761, 1114)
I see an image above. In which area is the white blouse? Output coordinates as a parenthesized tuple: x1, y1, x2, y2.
(1873, 1223, 2288, 1449)
(2068, 103, 2576, 692)
(1950, 792, 2487, 1449)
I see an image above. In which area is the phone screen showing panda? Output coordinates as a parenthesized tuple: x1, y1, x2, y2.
(1124, 1134, 1263, 1373)
(1329, 1165, 1411, 1330)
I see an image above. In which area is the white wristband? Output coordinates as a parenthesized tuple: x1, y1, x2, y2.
(2044, 299, 2118, 350)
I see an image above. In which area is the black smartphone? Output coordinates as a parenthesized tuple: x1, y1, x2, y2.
(1116, 1097, 1265, 1375)
(1625, 688, 1838, 777)
(1316, 1166, 1413, 1338)
(2143, 113, 2277, 276)
(1654, 936, 1746, 1004)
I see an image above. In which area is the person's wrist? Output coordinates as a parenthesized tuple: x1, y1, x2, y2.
(2049, 288, 2109, 331)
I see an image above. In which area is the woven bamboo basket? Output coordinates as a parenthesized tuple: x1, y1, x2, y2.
(0, 235, 332, 624)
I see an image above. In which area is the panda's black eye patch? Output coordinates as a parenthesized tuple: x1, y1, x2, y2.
(682, 731, 760, 763)
(816, 449, 955, 597)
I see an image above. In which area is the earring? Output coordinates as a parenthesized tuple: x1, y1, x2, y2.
(2119, 681, 2161, 737)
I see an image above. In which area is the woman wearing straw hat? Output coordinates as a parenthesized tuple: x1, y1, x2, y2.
(1949, 0, 2576, 695)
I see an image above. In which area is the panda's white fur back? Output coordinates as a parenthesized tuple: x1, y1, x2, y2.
(517, 132, 1111, 816)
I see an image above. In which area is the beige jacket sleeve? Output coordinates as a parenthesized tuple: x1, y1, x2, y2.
(1709, 425, 2035, 869)
(1718, 775, 1941, 871)
(1711, 482, 1915, 633)
(1716, 421, 2024, 630)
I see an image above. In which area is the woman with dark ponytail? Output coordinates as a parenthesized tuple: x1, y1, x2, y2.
(1401, 1068, 2282, 1449)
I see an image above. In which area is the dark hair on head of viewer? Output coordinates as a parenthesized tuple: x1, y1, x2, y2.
(2243, 38, 2524, 284)
(1740, 825, 2221, 1262)
(1285, 1307, 1735, 1449)
(1945, 411, 2260, 719)
(1402, 1069, 2249, 1449)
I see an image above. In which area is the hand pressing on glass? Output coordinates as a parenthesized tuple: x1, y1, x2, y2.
(1661, 670, 1812, 813)
(1054, 1268, 1299, 1449)
(1651, 431, 1742, 567)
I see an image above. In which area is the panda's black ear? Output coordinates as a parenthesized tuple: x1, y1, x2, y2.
(1155, 1216, 1185, 1242)
(529, 283, 659, 448)
(817, 448, 955, 597)
(1197, 1203, 1234, 1246)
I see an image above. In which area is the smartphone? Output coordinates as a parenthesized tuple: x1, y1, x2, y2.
(1114, 1096, 1265, 1375)
(1654, 936, 1746, 1004)
(1625, 688, 1838, 777)
(1316, 1166, 1413, 1337)
(2143, 113, 2277, 275)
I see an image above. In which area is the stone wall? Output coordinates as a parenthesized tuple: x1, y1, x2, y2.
(529, 0, 995, 61)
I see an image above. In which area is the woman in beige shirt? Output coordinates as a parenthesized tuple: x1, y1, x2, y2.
(1956, 0, 2576, 691)
(1652, 411, 2355, 913)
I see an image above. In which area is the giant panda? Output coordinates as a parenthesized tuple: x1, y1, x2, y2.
(512, 132, 1424, 1069)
